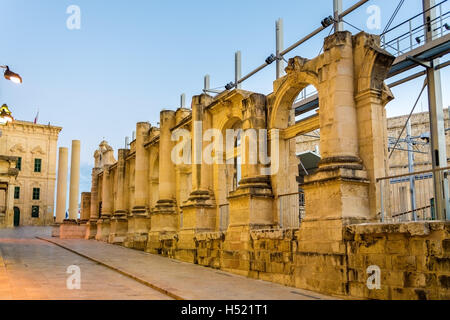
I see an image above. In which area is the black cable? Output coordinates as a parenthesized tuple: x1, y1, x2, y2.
(389, 80, 428, 159)
(383, 0, 405, 34)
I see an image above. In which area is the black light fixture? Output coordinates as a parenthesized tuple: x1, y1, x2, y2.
(225, 82, 235, 90)
(415, 37, 422, 45)
(265, 54, 276, 65)
(445, 23, 450, 31)
(321, 16, 334, 28)
(1, 66, 22, 84)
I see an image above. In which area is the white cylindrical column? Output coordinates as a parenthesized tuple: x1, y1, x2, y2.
(55, 147, 69, 223)
(68, 140, 81, 220)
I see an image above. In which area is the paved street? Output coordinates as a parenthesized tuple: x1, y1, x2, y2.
(0, 227, 171, 300)
(0, 227, 334, 300)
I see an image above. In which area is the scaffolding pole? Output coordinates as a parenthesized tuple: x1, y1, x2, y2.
(406, 120, 418, 221)
(276, 18, 284, 79)
(333, 0, 344, 32)
(423, 0, 450, 220)
(235, 51, 242, 89)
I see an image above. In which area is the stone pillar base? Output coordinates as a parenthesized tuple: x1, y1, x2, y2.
(108, 215, 128, 244)
(228, 178, 274, 228)
(51, 224, 61, 237)
(145, 231, 177, 257)
(147, 199, 178, 252)
(124, 214, 150, 250)
(85, 219, 98, 239)
(302, 165, 372, 223)
(175, 229, 197, 263)
(60, 220, 87, 239)
(177, 196, 217, 263)
(221, 224, 253, 277)
(95, 217, 111, 242)
(145, 231, 162, 254)
(296, 164, 372, 296)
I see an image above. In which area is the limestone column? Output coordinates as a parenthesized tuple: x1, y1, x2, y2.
(132, 123, 150, 215)
(318, 32, 360, 166)
(227, 93, 273, 229)
(115, 149, 129, 216)
(55, 147, 68, 223)
(80, 192, 91, 221)
(303, 32, 371, 225)
(177, 95, 215, 262)
(90, 168, 101, 221)
(96, 165, 112, 241)
(157, 111, 177, 207)
(353, 32, 395, 219)
(101, 166, 113, 217)
(125, 123, 151, 249)
(86, 167, 101, 239)
(147, 111, 177, 253)
(189, 94, 214, 200)
(110, 149, 130, 244)
(240, 94, 270, 185)
(68, 140, 80, 221)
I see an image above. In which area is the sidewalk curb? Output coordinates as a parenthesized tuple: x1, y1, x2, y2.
(36, 237, 184, 300)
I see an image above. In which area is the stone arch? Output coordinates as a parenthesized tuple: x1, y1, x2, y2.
(355, 34, 395, 105)
(213, 116, 243, 231)
(268, 58, 320, 228)
(269, 59, 320, 130)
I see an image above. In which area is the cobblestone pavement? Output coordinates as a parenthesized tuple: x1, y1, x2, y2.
(0, 227, 171, 300)
(42, 235, 336, 300)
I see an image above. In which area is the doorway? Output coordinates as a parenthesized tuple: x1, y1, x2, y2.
(13, 207, 20, 227)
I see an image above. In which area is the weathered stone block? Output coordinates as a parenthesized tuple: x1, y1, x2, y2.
(393, 256, 416, 271)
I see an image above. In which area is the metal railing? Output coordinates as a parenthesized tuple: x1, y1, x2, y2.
(278, 191, 304, 229)
(378, 166, 450, 222)
(381, 0, 450, 57)
(219, 204, 229, 231)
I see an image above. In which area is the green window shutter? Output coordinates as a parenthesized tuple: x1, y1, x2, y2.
(34, 159, 42, 172)
(14, 187, 20, 199)
(32, 188, 40, 200)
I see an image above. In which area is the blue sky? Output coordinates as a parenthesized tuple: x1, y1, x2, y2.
(1, 0, 449, 196)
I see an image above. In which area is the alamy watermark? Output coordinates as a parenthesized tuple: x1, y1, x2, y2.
(366, 265, 381, 290)
(66, 265, 81, 290)
(171, 122, 280, 175)
(66, 5, 81, 30)
(366, 5, 381, 31)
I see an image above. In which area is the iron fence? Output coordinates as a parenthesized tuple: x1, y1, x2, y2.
(378, 166, 450, 222)
(278, 191, 304, 229)
(381, 0, 450, 57)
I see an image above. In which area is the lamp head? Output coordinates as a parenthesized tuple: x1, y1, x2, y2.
(4, 66, 22, 84)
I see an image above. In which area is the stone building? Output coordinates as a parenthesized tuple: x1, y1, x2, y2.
(75, 32, 449, 300)
(0, 105, 62, 227)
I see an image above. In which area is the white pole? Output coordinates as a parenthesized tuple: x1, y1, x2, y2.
(333, 0, 343, 32)
(181, 93, 186, 108)
(235, 51, 242, 89)
(204, 75, 210, 92)
(276, 18, 284, 79)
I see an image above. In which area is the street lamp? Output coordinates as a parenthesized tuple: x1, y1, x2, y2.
(0, 66, 22, 84)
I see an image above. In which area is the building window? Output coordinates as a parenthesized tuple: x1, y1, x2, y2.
(31, 206, 39, 218)
(16, 157, 22, 171)
(34, 159, 42, 172)
(14, 187, 20, 199)
(32, 188, 40, 200)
